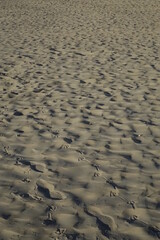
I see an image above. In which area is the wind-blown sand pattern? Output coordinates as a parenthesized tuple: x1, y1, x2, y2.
(0, 0, 160, 239)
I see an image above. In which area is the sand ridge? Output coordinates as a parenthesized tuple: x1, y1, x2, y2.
(0, 0, 160, 239)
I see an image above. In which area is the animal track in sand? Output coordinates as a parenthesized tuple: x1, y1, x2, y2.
(78, 156, 86, 162)
(93, 172, 100, 178)
(60, 144, 70, 149)
(22, 178, 31, 183)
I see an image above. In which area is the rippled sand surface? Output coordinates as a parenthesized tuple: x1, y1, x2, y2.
(0, 0, 160, 239)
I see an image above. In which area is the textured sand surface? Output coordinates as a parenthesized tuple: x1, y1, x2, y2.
(0, 0, 160, 239)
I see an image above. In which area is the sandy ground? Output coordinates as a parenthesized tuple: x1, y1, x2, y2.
(0, 0, 160, 239)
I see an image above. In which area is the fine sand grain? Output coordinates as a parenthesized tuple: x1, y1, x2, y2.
(0, 0, 160, 239)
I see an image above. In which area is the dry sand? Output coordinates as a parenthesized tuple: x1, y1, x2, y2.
(0, 0, 160, 239)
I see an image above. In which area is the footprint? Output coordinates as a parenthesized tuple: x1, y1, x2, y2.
(22, 178, 31, 183)
(78, 156, 86, 161)
(84, 206, 116, 237)
(18, 159, 45, 173)
(60, 144, 70, 149)
(91, 164, 100, 171)
(93, 172, 100, 178)
(36, 179, 55, 199)
(36, 179, 66, 200)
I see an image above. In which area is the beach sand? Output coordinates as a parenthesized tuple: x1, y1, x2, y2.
(0, 0, 160, 239)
